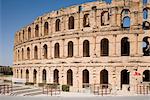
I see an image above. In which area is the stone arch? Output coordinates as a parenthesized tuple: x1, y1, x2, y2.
(68, 16, 74, 29)
(121, 9, 130, 28)
(143, 36, 150, 56)
(143, 0, 148, 5)
(33, 69, 37, 84)
(101, 11, 110, 26)
(100, 38, 109, 56)
(54, 69, 59, 84)
(55, 19, 60, 31)
(68, 41, 73, 57)
(18, 50, 20, 61)
(26, 69, 29, 82)
(42, 69, 46, 83)
(28, 27, 31, 39)
(143, 21, 150, 30)
(43, 44, 48, 59)
(16, 69, 19, 78)
(19, 32, 21, 42)
(83, 40, 90, 57)
(67, 69, 73, 86)
(100, 69, 108, 84)
(104, 0, 112, 4)
(121, 37, 130, 56)
(27, 47, 30, 60)
(20, 69, 23, 78)
(22, 30, 25, 41)
(143, 8, 148, 19)
(44, 22, 49, 35)
(35, 24, 39, 37)
(21, 48, 24, 60)
(82, 69, 89, 88)
(122, 16, 130, 28)
(83, 14, 90, 27)
(143, 70, 150, 82)
(54, 43, 60, 58)
(121, 69, 130, 89)
(34, 46, 38, 59)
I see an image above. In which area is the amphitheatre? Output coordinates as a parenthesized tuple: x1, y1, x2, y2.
(9, 0, 150, 96)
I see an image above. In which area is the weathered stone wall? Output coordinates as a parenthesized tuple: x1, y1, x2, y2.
(13, 0, 150, 92)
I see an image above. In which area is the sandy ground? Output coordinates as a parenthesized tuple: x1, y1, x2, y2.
(0, 95, 149, 100)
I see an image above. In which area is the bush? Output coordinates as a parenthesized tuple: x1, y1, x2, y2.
(46, 83, 59, 89)
(62, 85, 69, 92)
(38, 83, 46, 87)
(25, 82, 34, 85)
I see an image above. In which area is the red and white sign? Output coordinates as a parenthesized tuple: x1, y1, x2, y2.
(133, 71, 141, 76)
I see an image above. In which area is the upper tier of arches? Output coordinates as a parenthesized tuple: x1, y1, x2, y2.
(14, 1, 150, 46)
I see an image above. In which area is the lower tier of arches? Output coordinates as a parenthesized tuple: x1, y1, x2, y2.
(13, 64, 150, 92)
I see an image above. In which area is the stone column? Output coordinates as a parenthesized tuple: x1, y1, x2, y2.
(61, 39, 65, 58)
(49, 41, 52, 59)
(49, 67, 53, 83)
(78, 12, 80, 30)
(60, 66, 64, 85)
(93, 36, 96, 57)
(111, 7, 117, 27)
(116, 38, 121, 56)
(76, 37, 79, 57)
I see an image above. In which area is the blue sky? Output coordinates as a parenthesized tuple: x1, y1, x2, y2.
(0, 0, 99, 66)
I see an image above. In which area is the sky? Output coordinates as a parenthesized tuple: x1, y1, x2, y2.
(0, 0, 100, 66)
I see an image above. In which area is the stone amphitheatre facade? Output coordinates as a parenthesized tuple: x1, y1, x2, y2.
(13, 0, 150, 93)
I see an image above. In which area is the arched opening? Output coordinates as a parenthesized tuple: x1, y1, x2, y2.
(35, 25, 39, 37)
(28, 27, 31, 40)
(83, 40, 90, 57)
(21, 48, 24, 60)
(17, 70, 19, 78)
(42, 69, 46, 84)
(121, 69, 130, 89)
(143, 21, 150, 30)
(19, 32, 21, 42)
(21, 69, 22, 78)
(101, 38, 109, 56)
(67, 69, 73, 86)
(100, 69, 108, 84)
(34, 46, 38, 59)
(143, 0, 148, 5)
(82, 69, 89, 88)
(68, 41, 73, 57)
(44, 22, 49, 35)
(83, 14, 90, 27)
(143, 37, 150, 56)
(43, 44, 48, 59)
(33, 69, 37, 84)
(143, 70, 150, 82)
(54, 69, 59, 84)
(27, 47, 30, 60)
(101, 11, 110, 26)
(121, 37, 130, 56)
(105, 0, 112, 4)
(122, 16, 130, 28)
(143, 8, 148, 19)
(22, 30, 24, 41)
(18, 50, 20, 61)
(54, 43, 60, 58)
(55, 19, 60, 32)
(68, 16, 74, 29)
(26, 69, 29, 83)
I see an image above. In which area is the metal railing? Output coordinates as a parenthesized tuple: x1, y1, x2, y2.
(92, 84, 112, 96)
(136, 84, 150, 95)
(0, 84, 12, 95)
